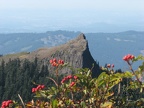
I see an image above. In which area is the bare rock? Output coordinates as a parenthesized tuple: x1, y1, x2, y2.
(32, 33, 101, 77)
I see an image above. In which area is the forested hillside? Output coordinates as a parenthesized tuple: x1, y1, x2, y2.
(0, 58, 52, 103)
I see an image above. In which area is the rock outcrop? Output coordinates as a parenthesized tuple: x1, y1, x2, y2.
(28, 33, 100, 77)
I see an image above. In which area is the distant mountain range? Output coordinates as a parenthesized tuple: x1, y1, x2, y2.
(0, 30, 144, 70)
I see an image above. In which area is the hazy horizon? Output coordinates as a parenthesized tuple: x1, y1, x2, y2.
(0, 0, 144, 33)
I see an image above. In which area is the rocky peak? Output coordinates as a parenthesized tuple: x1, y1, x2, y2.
(76, 33, 86, 39)
(35, 33, 101, 77)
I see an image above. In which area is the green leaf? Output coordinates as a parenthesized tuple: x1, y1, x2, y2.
(86, 70, 91, 77)
(100, 102, 113, 108)
(123, 71, 133, 78)
(80, 101, 86, 107)
(139, 62, 144, 71)
(47, 94, 53, 99)
(97, 72, 108, 81)
(133, 54, 144, 62)
(83, 89, 87, 94)
(39, 91, 47, 98)
(52, 99, 58, 108)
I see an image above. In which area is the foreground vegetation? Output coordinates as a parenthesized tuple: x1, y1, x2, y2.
(0, 54, 144, 108)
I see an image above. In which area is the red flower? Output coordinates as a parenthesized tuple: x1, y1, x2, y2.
(70, 82, 75, 87)
(32, 85, 45, 93)
(61, 60, 64, 64)
(52, 62, 58, 67)
(32, 88, 36, 93)
(111, 64, 114, 68)
(107, 64, 111, 68)
(37, 84, 45, 90)
(123, 56, 127, 61)
(61, 79, 65, 84)
(58, 60, 64, 64)
(67, 75, 73, 79)
(61, 76, 69, 84)
(73, 76, 78, 80)
(61, 75, 78, 84)
(123, 54, 135, 61)
(1, 100, 13, 108)
(53, 58, 57, 63)
(49, 59, 53, 64)
(50, 58, 64, 67)
(41, 85, 45, 89)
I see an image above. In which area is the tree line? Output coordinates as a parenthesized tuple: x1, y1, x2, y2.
(0, 58, 55, 103)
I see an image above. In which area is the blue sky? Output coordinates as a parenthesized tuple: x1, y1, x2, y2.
(0, 0, 144, 33)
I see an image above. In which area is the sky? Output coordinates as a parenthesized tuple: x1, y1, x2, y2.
(0, 0, 144, 33)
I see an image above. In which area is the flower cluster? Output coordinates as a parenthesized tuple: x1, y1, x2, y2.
(49, 58, 64, 67)
(61, 75, 78, 83)
(32, 85, 45, 93)
(107, 64, 114, 68)
(1, 100, 13, 108)
(61, 75, 78, 87)
(123, 54, 135, 61)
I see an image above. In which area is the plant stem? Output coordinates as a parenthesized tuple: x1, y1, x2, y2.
(56, 68, 59, 88)
(18, 94, 26, 108)
(127, 61, 142, 85)
(46, 77, 58, 87)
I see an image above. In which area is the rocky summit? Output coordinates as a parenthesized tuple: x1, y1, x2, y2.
(34, 33, 100, 77)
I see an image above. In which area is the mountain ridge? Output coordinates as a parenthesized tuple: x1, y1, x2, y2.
(0, 30, 144, 69)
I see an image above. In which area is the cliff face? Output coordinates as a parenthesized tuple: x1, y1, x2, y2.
(29, 33, 100, 77)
